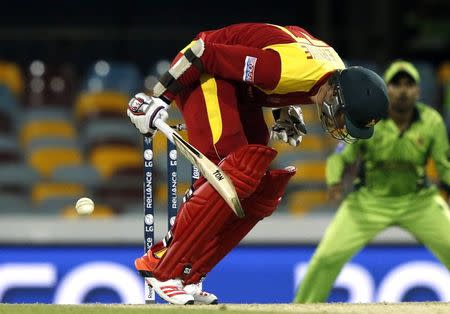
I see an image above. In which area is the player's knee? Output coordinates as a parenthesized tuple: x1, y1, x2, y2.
(244, 167, 296, 218)
(219, 144, 277, 198)
(310, 249, 349, 269)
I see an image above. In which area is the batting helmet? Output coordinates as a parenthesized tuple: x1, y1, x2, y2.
(338, 66, 389, 139)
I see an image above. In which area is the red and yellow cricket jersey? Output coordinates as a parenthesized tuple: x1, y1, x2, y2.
(186, 23, 345, 106)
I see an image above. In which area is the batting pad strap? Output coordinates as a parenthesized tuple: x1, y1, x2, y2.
(182, 187, 195, 204)
(162, 230, 173, 247)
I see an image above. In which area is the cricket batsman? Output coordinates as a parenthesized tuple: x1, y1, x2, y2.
(126, 23, 389, 305)
(294, 60, 450, 303)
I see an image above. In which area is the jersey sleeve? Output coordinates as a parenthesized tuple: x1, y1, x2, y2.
(171, 23, 344, 98)
(326, 141, 361, 186)
(200, 43, 281, 90)
(429, 114, 450, 190)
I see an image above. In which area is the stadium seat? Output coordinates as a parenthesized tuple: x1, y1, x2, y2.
(288, 189, 330, 215)
(0, 84, 21, 133)
(0, 193, 32, 214)
(36, 196, 81, 215)
(52, 164, 102, 188)
(74, 91, 128, 124)
(20, 120, 77, 147)
(291, 160, 327, 184)
(93, 183, 142, 213)
(28, 147, 83, 177)
(31, 182, 86, 205)
(89, 145, 141, 178)
(81, 61, 143, 96)
(0, 135, 21, 162)
(0, 61, 24, 96)
(0, 160, 30, 216)
(26, 138, 80, 155)
(80, 118, 140, 154)
(109, 165, 142, 188)
(22, 107, 71, 123)
(0, 163, 40, 198)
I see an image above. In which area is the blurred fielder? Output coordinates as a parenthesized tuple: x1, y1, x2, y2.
(294, 60, 450, 303)
(126, 23, 389, 305)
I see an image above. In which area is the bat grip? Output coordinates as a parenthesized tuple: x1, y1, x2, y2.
(154, 118, 176, 144)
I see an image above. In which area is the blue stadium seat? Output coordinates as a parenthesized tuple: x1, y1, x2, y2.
(0, 163, 40, 190)
(81, 61, 143, 96)
(52, 164, 102, 188)
(0, 135, 21, 162)
(26, 137, 80, 155)
(0, 193, 32, 214)
(36, 196, 82, 215)
(0, 84, 21, 133)
(80, 118, 140, 153)
(0, 163, 40, 214)
(21, 107, 71, 124)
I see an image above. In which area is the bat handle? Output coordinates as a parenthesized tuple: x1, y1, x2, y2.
(154, 118, 176, 143)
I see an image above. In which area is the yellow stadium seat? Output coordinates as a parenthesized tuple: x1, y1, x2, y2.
(301, 105, 321, 123)
(0, 61, 24, 95)
(291, 160, 326, 183)
(20, 120, 76, 147)
(155, 181, 192, 205)
(89, 145, 141, 178)
(62, 203, 115, 218)
(288, 189, 328, 215)
(75, 91, 129, 121)
(32, 183, 85, 204)
(28, 147, 83, 177)
(301, 135, 333, 151)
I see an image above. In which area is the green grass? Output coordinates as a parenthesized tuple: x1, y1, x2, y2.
(0, 303, 449, 314)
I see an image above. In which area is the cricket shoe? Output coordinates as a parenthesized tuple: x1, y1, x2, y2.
(134, 253, 159, 278)
(183, 282, 218, 304)
(135, 254, 217, 304)
(146, 277, 194, 305)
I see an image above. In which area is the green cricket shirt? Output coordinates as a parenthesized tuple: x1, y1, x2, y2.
(327, 103, 450, 197)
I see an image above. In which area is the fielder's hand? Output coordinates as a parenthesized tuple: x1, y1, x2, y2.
(127, 92, 169, 135)
(270, 105, 307, 147)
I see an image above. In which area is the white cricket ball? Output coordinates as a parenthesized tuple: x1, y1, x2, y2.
(75, 197, 95, 215)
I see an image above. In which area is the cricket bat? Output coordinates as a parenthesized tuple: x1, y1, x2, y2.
(154, 118, 245, 218)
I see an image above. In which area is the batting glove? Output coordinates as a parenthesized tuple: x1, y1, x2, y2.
(270, 105, 307, 147)
(127, 92, 169, 135)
